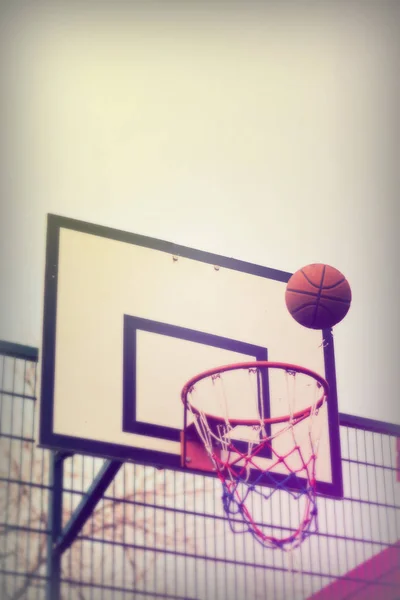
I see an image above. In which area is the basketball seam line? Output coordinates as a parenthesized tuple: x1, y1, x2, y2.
(300, 268, 323, 289)
(300, 270, 346, 290)
(291, 302, 343, 318)
(312, 265, 325, 326)
(286, 288, 351, 304)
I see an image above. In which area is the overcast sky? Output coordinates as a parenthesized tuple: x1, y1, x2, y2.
(0, 2, 399, 424)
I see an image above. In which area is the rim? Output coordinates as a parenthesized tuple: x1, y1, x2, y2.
(181, 361, 329, 427)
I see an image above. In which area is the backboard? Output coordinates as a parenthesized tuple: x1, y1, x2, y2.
(39, 214, 343, 497)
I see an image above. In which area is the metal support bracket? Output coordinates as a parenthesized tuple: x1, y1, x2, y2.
(54, 459, 122, 555)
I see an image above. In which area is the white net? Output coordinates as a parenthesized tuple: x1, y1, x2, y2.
(182, 362, 328, 550)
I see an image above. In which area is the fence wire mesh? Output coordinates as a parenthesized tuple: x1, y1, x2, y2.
(0, 343, 399, 599)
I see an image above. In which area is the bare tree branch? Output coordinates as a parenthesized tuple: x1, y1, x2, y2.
(6, 534, 47, 600)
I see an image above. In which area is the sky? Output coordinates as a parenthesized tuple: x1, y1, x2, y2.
(0, 1, 399, 425)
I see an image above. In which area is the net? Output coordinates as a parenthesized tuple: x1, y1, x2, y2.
(181, 362, 329, 551)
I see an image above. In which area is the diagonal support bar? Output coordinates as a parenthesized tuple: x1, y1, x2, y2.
(54, 459, 122, 555)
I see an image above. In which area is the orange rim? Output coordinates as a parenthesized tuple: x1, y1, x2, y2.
(181, 361, 329, 426)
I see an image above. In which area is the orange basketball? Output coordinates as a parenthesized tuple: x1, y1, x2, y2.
(285, 264, 352, 330)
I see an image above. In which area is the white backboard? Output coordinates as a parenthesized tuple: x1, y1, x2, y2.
(39, 215, 343, 497)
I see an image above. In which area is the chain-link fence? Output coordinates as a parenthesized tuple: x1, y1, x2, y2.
(0, 342, 399, 599)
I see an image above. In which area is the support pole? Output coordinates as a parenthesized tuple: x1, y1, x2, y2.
(46, 455, 121, 599)
(46, 451, 66, 600)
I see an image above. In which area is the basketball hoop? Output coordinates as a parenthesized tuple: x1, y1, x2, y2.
(181, 361, 329, 551)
